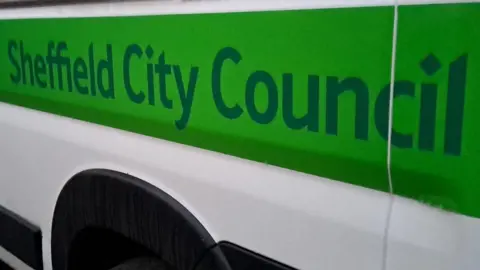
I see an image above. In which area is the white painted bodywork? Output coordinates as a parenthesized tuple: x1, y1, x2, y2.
(0, 1, 480, 270)
(387, 197, 480, 270)
(0, 102, 389, 270)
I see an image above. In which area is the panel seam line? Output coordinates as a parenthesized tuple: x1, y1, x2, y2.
(382, 2, 398, 270)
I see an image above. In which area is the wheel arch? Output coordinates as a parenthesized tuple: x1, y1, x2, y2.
(50, 169, 225, 270)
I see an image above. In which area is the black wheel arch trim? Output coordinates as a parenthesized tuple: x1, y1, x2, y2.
(51, 169, 220, 270)
(51, 169, 296, 270)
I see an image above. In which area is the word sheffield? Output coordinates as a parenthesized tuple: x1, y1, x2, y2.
(7, 41, 466, 155)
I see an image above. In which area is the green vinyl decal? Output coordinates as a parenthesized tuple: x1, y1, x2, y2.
(0, 3, 479, 218)
(0, 7, 394, 193)
(392, 3, 480, 218)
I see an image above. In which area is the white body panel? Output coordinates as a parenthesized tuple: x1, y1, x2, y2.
(387, 197, 480, 270)
(2, 101, 480, 270)
(0, 103, 389, 270)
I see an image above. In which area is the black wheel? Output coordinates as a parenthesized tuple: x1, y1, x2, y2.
(109, 257, 173, 270)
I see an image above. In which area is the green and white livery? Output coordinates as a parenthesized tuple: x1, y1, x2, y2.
(0, 0, 479, 270)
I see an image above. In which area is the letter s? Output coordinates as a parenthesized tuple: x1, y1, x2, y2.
(8, 40, 21, 84)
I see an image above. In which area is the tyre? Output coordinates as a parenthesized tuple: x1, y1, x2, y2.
(109, 257, 173, 270)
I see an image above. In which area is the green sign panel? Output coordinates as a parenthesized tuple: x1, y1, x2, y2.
(0, 7, 394, 193)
